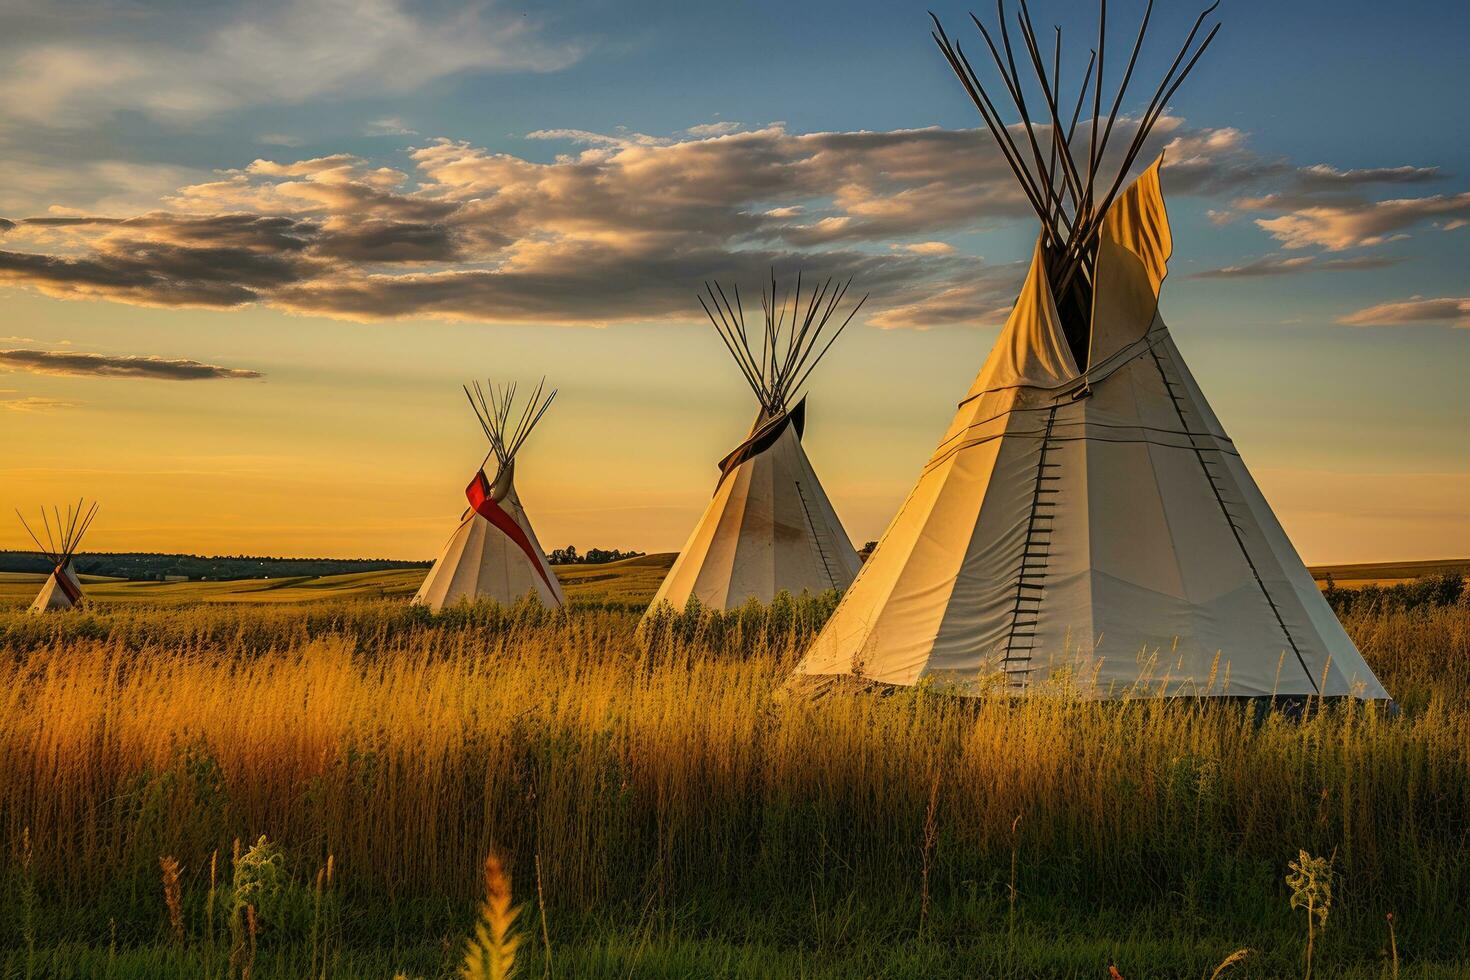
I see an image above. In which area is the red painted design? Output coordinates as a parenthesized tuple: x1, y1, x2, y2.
(465, 471, 557, 598)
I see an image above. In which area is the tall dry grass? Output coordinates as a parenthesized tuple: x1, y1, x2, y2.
(0, 596, 1467, 971)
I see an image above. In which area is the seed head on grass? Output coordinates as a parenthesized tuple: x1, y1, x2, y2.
(1209, 948, 1250, 979)
(462, 851, 522, 980)
(160, 855, 184, 943)
(1385, 913, 1399, 979)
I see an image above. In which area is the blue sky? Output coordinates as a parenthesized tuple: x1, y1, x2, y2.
(1, 0, 1466, 560)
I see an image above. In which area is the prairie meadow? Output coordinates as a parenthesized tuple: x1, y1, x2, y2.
(0, 587, 1467, 978)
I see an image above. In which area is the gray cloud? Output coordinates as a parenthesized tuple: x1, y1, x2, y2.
(0, 349, 264, 380)
(868, 262, 1025, 330)
(0, 243, 311, 307)
(274, 244, 977, 325)
(316, 220, 459, 262)
(364, 117, 418, 137)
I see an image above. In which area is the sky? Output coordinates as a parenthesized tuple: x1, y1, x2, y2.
(1, 0, 1467, 563)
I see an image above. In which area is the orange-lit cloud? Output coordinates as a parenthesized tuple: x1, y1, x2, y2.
(0, 393, 79, 412)
(1189, 254, 1401, 279)
(0, 120, 1458, 333)
(1337, 297, 1470, 328)
(1254, 193, 1470, 251)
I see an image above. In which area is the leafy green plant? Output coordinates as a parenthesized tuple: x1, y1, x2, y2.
(1286, 850, 1333, 980)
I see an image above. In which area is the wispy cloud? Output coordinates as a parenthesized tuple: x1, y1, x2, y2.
(525, 128, 672, 147)
(1189, 254, 1402, 279)
(1337, 297, 1470, 328)
(364, 117, 418, 137)
(1293, 163, 1442, 189)
(259, 134, 305, 147)
(685, 121, 743, 137)
(0, 393, 80, 412)
(0, 0, 584, 126)
(868, 264, 1024, 330)
(897, 241, 957, 256)
(0, 159, 203, 215)
(0, 349, 264, 380)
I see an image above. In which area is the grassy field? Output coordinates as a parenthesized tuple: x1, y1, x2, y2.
(1, 586, 1468, 978)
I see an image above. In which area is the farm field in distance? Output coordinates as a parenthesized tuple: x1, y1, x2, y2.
(2, 552, 1459, 609)
(0, 552, 679, 608)
(1, 566, 1468, 978)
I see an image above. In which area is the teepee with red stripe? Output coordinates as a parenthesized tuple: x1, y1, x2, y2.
(16, 499, 98, 614)
(414, 380, 565, 612)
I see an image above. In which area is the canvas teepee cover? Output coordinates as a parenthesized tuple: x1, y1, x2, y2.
(414, 381, 565, 612)
(649, 276, 865, 612)
(16, 499, 97, 614)
(794, 4, 1389, 700)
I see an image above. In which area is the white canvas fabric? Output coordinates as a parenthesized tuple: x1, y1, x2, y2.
(414, 473, 565, 612)
(795, 161, 1389, 701)
(29, 562, 84, 614)
(650, 407, 861, 611)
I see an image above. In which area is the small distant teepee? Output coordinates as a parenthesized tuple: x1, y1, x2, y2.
(414, 380, 566, 612)
(16, 499, 98, 614)
(648, 274, 865, 613)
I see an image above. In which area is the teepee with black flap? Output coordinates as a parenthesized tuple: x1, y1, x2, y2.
(793, 0, 1389, 701)
(649, 273, 865, 613)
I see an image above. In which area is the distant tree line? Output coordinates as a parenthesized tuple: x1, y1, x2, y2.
(546, 545, 646, 566)
(0, 551, 431, 581)
(1323, 572, 1466, 615)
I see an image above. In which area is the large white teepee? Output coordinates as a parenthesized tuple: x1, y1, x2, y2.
(16, 499, 98, 614)
(649, 275, 865, 613)
(794, 3, 1389, 701)
(414, 381, 566, 612)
